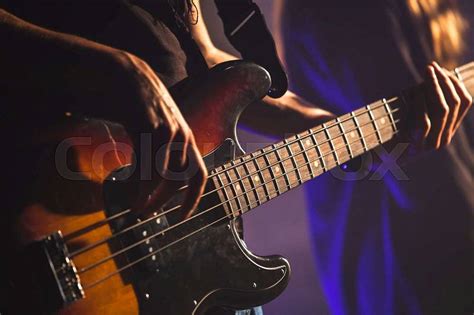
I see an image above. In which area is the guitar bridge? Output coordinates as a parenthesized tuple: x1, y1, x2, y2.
(43, 231, 85, 305)
(25, 231, 85, 311)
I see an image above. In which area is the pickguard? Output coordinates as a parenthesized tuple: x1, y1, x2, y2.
(102, 139, 290, 314)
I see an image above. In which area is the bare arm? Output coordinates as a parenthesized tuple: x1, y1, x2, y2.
(189, 2, 471, 153)
(189, 1, 334, 138)
(0, 8, 207, 217)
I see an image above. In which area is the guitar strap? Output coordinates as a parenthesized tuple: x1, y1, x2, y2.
(214, 0, 288, 98)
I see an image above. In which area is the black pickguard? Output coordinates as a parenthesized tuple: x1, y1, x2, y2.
(103, 139, 291, 315)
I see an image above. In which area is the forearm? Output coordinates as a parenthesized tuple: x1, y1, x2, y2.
(0, 9, 127, 116)
(240, 91, 334, 137)
(201, 46, 334, 136)
(190, 1, 334, 137)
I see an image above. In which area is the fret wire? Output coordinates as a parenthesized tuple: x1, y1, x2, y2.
(213, 115, 401, 204)
(273, 144, 292, 189)
(284, 139, 303, 184)
(229, 131, 402, 213)
(221, 124, 400, 218)
(310, 129, 327, 171)
(383, 98, 398, 132)
(77, 119, 401, 281)
(337, 117, 353, 159)
(98, 107, 392, 233)
(215, 170, 236, 218)
(211, 110, 400, 206)
(87, 125, 404, 290)
(198, 100, 400, 184)
(242, 157, 262, 206)
(251, 152, 271, 200)
(223, 166, 243, 216)
(230, 160, 252, 212)
(296, 134, 315, 178)
(263, 149, 281, 195)
(351, 111, 368, 151)
(367, 104, 383, 144)
(323, 123, 340, 165)
(204, 98, 398, 183)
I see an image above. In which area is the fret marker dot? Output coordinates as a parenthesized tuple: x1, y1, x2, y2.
(306, 139, 311, 146)
(236, 184, 241, 191)
(254, 176, 260, 182)
(350, 131, 356, 138)
(275, 167, 280, 173)
(381, 118, 386, 125)
(314, 161, 319, 167)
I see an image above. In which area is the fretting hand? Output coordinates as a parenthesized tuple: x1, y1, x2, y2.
(408, 61, 472, 151)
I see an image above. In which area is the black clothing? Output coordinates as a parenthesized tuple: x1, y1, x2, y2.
(0, 0, 208, 87)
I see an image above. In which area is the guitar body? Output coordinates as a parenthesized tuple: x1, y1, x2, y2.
(2, 61, 290, 314)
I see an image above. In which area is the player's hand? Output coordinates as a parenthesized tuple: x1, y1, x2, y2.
(409, 61, 472, 151)
(112, 52, 208, 219)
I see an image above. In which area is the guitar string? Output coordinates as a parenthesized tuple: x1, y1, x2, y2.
(74, 63, 474, 243)
(65, 64, 474, 255)
(77, 119, 399, 275)
(64, 61, 473, 244)
(82, 127, 400, 290)
(66, 98, 399, 247)
(70, 106, 399, 259)
(74, 64, 474, 266)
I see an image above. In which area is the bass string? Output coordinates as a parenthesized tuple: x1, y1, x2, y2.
(61, 63, 474, 243)
(70, 106, 399, 258)
(82, 126, 401, 290)
(77, 119, 399, 275)
(64, 98, 399, 243)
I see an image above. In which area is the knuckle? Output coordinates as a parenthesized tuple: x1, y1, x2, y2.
(465, 93, 473, 107)
(452, 95, 461, 107)
(181, 128, 192, 143)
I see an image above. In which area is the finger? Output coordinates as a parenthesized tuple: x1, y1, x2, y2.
(154, 121, 179, 176)
(432, 62, 460, 145)
(448, 71, 473, 133)
(170, 127, 190, 169)
(425, 64, 450, 149)
(181, 140, 208, 219)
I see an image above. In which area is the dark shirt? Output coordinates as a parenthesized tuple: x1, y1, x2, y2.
(0, 0, 208, 87)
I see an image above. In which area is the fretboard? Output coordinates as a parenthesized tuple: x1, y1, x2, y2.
(211, 62, 474, 218)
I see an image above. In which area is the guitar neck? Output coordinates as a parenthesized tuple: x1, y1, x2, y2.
(210, 62, 474, 218)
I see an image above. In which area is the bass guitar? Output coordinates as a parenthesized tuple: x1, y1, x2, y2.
(2, 60, 473, 314)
